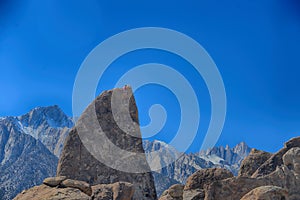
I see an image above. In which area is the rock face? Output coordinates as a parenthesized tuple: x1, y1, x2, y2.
(159, 184, 184, 200)
(240, 186, 289, 200)
(252, 137, 300, 178)
(184, 168, 233, 191)
(57, 87, 157, 200)
(91, 182, 135, 200)
(238, 148, 272, 177)
(159, 137, 300, 200)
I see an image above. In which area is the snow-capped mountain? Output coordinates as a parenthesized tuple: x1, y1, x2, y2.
(17, 105, 74, 157)
(143, 140, 251, 196)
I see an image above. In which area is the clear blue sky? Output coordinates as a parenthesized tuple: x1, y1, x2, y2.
(1, 0, 300, 152)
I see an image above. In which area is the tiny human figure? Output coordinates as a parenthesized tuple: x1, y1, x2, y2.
(123, 85, 129, 90)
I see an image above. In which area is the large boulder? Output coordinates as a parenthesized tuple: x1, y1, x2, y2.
(204, 177, 268, 200)
(43, 176, 67, 187)
(239, 148, 272, 177)
(159, 168, 233, 200)
(159, 184, 184, 200)
(240, 186, 288, 200)
(91, 182, 134, 200)
(184, 168, 233, 190)
(57, 87, 157, 200)
(13, 184, 90, 200)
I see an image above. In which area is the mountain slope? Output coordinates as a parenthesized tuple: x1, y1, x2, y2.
(17, 105, 73, 157)
(0, 117, 58, 200)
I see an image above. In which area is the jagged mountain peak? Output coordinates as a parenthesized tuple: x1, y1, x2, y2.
(233, 141, 251, 154)
(0, 106, 74, 157)
(17, 105, 73, 129)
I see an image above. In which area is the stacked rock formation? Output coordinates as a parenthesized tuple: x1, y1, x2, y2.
(14, 176, 134, 200)
(14, 87, 157, 200)
(159, 136, 300, 200)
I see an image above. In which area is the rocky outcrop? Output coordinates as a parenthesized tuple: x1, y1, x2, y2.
(252, 137, 300, 178)
(14, 178, 134, 200)
(240, 186, 288, 200)
(159, 184, 184, 200)
(57, 87, 157, 200)
(159, 168, 233, 200)
(184, 168, 233, 191)
(204, 137, 300, 200)
(159, 136, 300, 200)
(238, 148, 272, 177)
(92, 182, 134, 200)
(13, 184, 90, 200)
(204, 176, 268, 199)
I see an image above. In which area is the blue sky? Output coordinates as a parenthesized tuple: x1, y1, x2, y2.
(0, 0, 300, 152)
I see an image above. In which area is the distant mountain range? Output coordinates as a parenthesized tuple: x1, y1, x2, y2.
(143, 140, 251, 196)
(0, 106, 251, 199)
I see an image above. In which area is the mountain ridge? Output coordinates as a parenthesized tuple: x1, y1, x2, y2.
(1, 105, 251, 199)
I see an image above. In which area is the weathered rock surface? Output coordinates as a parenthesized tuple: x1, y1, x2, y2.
(61, 179, 92, 196)
(168, 184, 184, 198)
(252, 137, 300, 178)
(184, 168, 233, 191)
(182, 189, 205, 200)
(13, 184, 90, 200)
(240, 186, 289, 200)
(14, 179, 134, 200)
(239, 148, 272, 177)
(91, 182, 134, 200)
(159, 168, 233, 200)
(43, 176, 67, 187)
(204, 176, 268, 200)
(159, 184, 184, 200)
(283, 147, 300, 177)
(159, 136, 300, 200)
(57, 87, 157, 200)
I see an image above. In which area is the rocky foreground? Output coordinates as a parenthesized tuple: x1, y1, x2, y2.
(159, 137, 300, 200)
